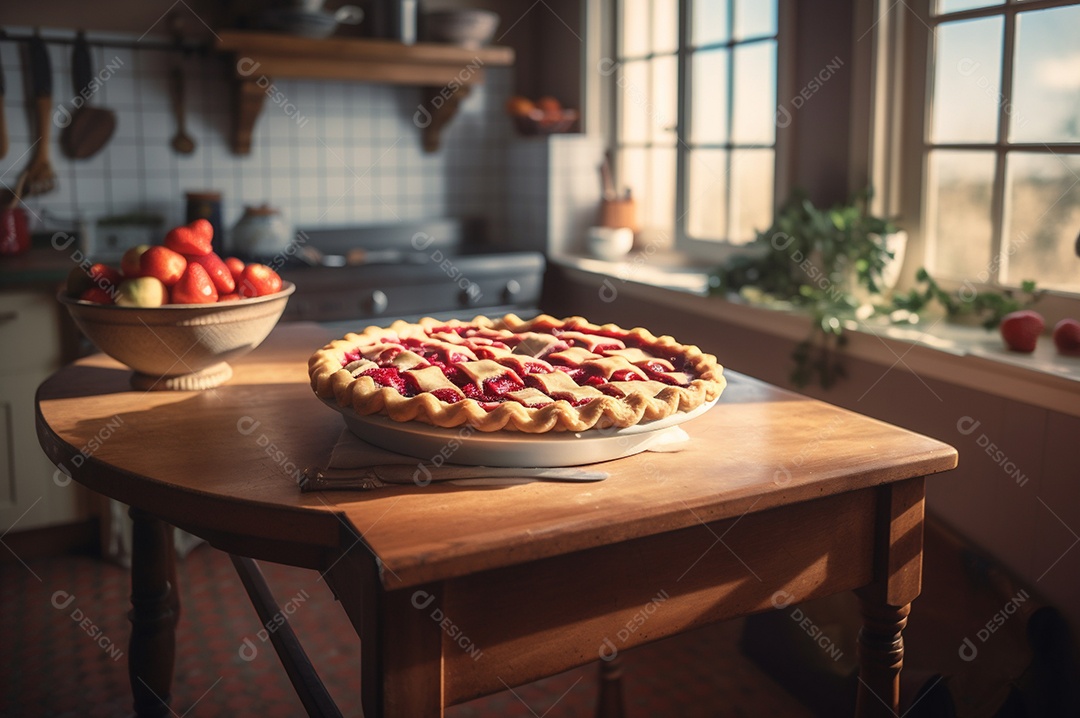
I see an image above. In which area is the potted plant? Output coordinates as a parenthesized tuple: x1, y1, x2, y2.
(892, 269, 1042, 330)
(710, 189, 899, 388)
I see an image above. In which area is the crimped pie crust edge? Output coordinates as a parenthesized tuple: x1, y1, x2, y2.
(308, 313, 726, 433)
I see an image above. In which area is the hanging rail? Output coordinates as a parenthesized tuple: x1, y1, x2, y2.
(0, 29, 211, 55)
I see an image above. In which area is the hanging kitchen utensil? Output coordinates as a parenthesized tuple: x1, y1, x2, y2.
(60, 31, 117, 160)
(0, 29, 9, 160)
(4, 171, 27, 212)
(600, 149, 615, 200)
(169, 65, 195, 154)
(23, 33, 57, 196)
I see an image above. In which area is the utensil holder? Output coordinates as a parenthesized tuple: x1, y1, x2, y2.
(600, 198, 637, 231)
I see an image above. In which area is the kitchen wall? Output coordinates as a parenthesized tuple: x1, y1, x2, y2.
(1, 29, 515, 247)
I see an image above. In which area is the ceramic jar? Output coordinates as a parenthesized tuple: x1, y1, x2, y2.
(230, 205, 292, 259)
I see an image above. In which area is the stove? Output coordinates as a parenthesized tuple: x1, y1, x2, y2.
(270, 220, 545, 325)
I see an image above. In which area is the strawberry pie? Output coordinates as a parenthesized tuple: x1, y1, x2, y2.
(309, 314, 726, 433)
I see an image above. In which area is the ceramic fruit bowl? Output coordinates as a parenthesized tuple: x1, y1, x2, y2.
(511, 109, 580, 136)
(58, 283, 294, 390)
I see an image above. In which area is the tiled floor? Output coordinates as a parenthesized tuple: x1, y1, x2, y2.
(0, 543, 813, 717)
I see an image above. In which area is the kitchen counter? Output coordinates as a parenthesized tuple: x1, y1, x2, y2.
(0, 247, 75, 291)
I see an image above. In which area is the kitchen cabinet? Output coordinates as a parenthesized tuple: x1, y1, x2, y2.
(0, 291, 89, 533)
(215, 31, 515, 153)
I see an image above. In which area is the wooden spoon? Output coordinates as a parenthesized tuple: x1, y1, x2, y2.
(23, 34, 57, 196)
(169, 66, 195, 154)
(61, 31, 117, 160)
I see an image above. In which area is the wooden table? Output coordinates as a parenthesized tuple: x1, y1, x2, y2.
(35, 323, 957, 717)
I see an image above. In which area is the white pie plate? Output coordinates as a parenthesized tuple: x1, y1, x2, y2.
(320, 396, 719, 467)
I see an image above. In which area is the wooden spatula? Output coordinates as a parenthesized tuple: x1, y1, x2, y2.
(61, 31, 116, 160)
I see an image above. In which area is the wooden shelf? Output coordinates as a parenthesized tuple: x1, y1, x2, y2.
(215, 31, 515, 153)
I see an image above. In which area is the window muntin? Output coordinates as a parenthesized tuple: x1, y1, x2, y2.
(924, 0, 1080, 292)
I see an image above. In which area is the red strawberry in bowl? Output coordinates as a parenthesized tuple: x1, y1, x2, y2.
(1053, 318, 1080, 356)
(170, 263, 219, 304)
(237, 263, 283, 298)
(187, 252, 236, 295)
(999, 310, 1044, 353)
(165, 224, 212, 257)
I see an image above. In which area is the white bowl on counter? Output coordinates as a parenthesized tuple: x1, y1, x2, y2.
(587, 226, 635, 261)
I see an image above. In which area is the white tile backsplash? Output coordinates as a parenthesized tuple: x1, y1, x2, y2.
(3, 28, 515, 251)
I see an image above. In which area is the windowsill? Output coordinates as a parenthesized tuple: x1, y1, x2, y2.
(554, 250, 716, 295)
(552, 252, 1080, 416)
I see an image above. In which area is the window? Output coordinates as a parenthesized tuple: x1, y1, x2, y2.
(610, 0, 783, 254)
(918, 0, 1080, 293)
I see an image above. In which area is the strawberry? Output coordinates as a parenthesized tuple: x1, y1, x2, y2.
(88, 262, 122, 290)
(164, 224, 212, 256)
(189, 218, 214, 244)
(430, 388, 464, 404)
(237, 263, 283, 298)
(79, 287, 115, 304)
(483, 375, 523, 396)
(461, 382, 500, 403)
(224, 257, 246, 283)
(187, 252, 236, 294)
(440, 364, 466, 385)
(1052, 318, 1080, 356)
(361, 367, 407, 394)
(999, 310, 1045, 353)
(218, 293, 240, 302)
(139, 246, 187, 287)
(170, 263, 219, 304)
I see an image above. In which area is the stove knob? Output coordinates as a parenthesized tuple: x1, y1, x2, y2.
(503, 279, 522, 303)
(365, 290, 389, 315)
(459, 283, 482, 307)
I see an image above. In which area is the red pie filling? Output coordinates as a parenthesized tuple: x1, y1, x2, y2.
(360, 367, 411, 395)
(343, 323, 693, 405)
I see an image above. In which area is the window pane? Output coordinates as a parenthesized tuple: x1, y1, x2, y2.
(618, 147, 648, 209)
(652, 0, 679, 54)
(731, 41, 776, 145)
(930, 17, 1003, 144)
(646, 147, 677, 232)
(651, 54, 678, 145)
(733, 0, 776, 39)
(621, 0, 650, 57)
(1003, 152, 1080, 290)
(935, 0, 1002, 15)
(686, 150, 729, 239)
(619, 60, 650, 143)
(927, 150, 996, 279)
(692, 0, 729, 46)
(729, 149, 774, 242)
(690, 49, 729, 144)
(1009, 5, 1080, 143)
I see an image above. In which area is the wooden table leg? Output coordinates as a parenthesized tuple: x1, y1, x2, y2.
(128, 508, 177, 718)
(324, 551, 445, 718)
(596, 656, 626, 718)
(855, 599, 910, 717)
(855, 477, 925, 718)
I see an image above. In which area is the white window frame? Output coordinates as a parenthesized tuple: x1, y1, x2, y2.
(606, 0, 796, 265)
(894, 0, 1080, 305)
